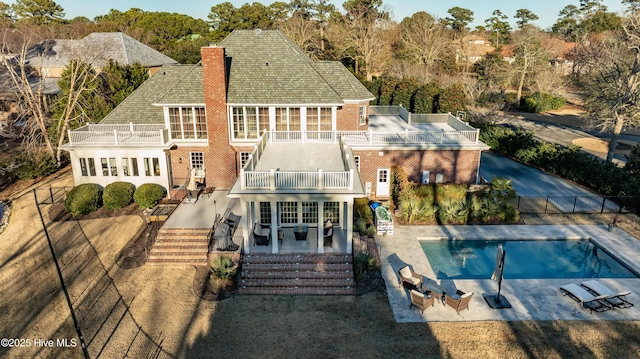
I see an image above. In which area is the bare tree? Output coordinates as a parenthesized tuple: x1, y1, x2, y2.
(574, 14, 640, 162)
(330, 2, 393, 80)
(0, 27, 56, 160)
(1, 26, 107, 166)
(396, 11, 449, 79)
(510, 25, 550, 103)
(276, 12, 318, 58)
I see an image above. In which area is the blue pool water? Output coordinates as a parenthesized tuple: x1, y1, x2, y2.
(421, 239, 638, 280)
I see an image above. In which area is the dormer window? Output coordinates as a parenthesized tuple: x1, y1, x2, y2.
(169, 107, 207, 140)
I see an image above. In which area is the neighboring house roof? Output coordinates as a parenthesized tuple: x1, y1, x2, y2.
(101, 29, 374, 124)
(25, 32, 177, 70)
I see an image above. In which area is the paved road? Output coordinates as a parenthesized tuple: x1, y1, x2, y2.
(501, 111, 640, 164)
(479, 151, 594, 197)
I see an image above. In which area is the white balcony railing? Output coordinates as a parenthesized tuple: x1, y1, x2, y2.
(67, 123, 168, 146)
(241, 168, 354, 190)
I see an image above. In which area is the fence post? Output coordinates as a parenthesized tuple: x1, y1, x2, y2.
(544, 196, 549, 214)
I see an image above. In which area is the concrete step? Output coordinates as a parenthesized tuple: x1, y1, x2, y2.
(242, 270, 353, 280)
(237, 286, 356, 295)
(147, 252, 208, 262)
(146, 258, 207, 265)
(238, 253, 355, 296)
(242, 262, 352, 272)
(158, 228, 211, 235)
(240, 277, 354, 288)
(243, 253, 351, 265)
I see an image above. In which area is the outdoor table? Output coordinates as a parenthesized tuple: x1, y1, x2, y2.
(293, 225, 308, 241)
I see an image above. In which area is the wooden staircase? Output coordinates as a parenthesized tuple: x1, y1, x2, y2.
(146, 227, 211, 265)
(238, 253, 356, 295)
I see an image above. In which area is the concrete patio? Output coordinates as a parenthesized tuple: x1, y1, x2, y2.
(379, 224, 640, 322)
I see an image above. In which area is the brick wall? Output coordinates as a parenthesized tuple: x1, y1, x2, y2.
(200, 46, 238, 189)
(353, 148, 482, 196)
(336, 102, 369, 131)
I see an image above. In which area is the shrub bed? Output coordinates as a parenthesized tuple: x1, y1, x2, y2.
(65, 183, 102, 216)
(103, 182, 135, 210)
(133, 183, 165, 209)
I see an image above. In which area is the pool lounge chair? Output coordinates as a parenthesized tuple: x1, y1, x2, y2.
(445, 290, 474, 314)
(581, 280, 634, 309)
(398, 266, 423, 291)
(560, 283, 612, 313)
(410, 289, 435, 313)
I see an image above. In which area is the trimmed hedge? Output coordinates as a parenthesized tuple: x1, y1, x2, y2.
(65, 183, 102, 216)
(521, 92, 566, 113)
(103, 182, 135, 210)
(474, 121, 640, 197)
(133, 183, 165, 209)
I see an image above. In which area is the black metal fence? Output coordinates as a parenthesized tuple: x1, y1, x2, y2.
(33, 188, 174, 359)
(513, 195, 639, 214)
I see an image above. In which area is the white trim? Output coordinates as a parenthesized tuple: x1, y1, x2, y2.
(343, 98, 375, 103)
(153, 103, 205, 107)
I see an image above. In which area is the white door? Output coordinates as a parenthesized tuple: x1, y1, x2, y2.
(376, 168, 390, 198)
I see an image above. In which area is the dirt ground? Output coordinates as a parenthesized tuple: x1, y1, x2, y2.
(2, 170, 640, 358)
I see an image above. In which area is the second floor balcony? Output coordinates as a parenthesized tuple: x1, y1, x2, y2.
(237, 132, 361, 193)
(65, 123, 169, 147)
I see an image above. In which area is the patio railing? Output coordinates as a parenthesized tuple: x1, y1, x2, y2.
(67, 123, 168, 146)
(241, 168, 354, 190)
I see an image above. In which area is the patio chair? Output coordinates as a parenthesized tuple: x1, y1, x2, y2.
(560, 283, 612, 313)
(410, 289, 435, 313)
(398, 266, 423, 291)
(323, 219, 333, 247)
(253, 222, 270, 246)
(581, 280, 634, 309)
(445, 290, 474, 314)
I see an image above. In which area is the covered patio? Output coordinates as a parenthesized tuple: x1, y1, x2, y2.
(228, 138, 365, 254)
(249, 226, 349, 254)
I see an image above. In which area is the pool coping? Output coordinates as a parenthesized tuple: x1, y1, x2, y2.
(377, 224, 640, 322)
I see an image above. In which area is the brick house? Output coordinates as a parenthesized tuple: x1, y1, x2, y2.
(61, 29, 488, 254)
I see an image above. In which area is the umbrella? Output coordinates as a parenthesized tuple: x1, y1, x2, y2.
(491, 245, 505, 300)
(484, 244, 512, 309)
(187, 168, 197, 191)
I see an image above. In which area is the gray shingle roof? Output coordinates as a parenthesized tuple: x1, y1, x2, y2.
(100, 30, 374, 124)
(155, 65, 204, 104)
(101, 65, 197, 125)
(221, 30, 343, 105)
(26, 32, 177, 69)
(312, 61, 375, 101)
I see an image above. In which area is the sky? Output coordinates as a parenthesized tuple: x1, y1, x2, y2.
(4, 0, 628, 30)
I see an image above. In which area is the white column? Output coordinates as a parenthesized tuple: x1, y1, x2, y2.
(317, 201, 324, 253)
(346, 200, 353, 254)
(270, 200, 278, 253)
(241, 200, 250, 253)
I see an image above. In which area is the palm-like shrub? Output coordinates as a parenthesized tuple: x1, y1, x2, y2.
(438, 198, 469, 225)
(65, 183, 102, 215)
(133, 183, 164, 209)
(103, 182, 135, 210)
(209, 256, 237, 280)
(354, 252, 381, 281)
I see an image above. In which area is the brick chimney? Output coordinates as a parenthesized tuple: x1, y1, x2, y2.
(201, 45, 237, 189)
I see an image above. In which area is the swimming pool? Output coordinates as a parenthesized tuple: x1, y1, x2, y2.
(420, 239, 638, 280)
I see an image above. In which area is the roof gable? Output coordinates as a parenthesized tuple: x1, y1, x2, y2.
(220, 30, 344, 104)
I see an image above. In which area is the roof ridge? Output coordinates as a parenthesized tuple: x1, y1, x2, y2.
(118, 32, 130, 65)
